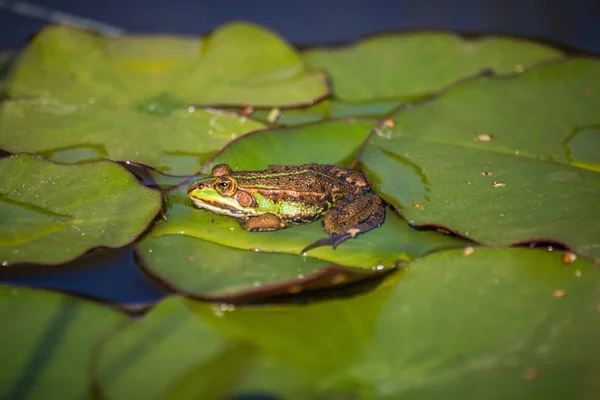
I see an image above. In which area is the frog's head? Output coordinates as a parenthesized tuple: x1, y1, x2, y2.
(187, 164, 259, 219)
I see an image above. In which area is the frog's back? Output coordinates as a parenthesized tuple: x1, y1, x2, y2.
(232, 163, 368, 197)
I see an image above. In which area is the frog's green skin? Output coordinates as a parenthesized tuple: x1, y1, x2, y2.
(187, 163, 385, 253)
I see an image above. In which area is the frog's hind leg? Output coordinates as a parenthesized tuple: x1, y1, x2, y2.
(301, 195, 385, 253)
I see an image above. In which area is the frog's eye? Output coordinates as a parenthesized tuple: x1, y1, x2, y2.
(215, 178, 237, 196)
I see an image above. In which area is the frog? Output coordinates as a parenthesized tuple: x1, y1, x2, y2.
(187, 163, 385, 253)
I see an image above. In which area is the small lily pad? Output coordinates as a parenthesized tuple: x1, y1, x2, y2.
(94, 296, 254, 400)
(361, 59, 600, 262)
(7, 23, 328, 107)
(304, 33, 563, 102)
(0, 285, 128, 400)
(0, 154, 162, 265)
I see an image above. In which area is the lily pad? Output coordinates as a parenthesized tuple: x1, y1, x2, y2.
(0, 285, 128, 400)
(137, 234, 393, 300)
(7, 23, 328, 107)
(94, 296, 254, 400)
(193, 247, 600, 399)
(304, 33, 563, 102)
(0, 100, 266, 175)
(361, 59, 600, 262)
(0, 154, 161, 264)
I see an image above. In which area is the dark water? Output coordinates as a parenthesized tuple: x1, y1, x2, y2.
(0, 0, 599, 52)
(0, 0, 599, 304)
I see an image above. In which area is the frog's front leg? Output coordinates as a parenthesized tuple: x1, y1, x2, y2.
(301, 195, 385, 253)
(238, 213, 286, 232)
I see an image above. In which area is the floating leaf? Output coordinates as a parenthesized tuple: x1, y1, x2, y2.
(361, 59, 600, 262)
(0, 285, 127, 400)
(192, 247, 600, 399)
(7, 23, 328, 107)
(94, 296, 254, 400)
(304, 33, 563, 102)
(138, 234, 392, 299)
(0, 154, 161, 264)
(0, 100, 265, 174)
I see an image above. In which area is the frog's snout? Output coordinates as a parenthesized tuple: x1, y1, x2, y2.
(187, 181, 205, 194)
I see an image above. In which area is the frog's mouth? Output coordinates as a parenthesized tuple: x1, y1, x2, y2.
(190, 197, 260, 219)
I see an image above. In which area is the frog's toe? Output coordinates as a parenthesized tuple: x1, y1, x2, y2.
(346, 228, 361, 238)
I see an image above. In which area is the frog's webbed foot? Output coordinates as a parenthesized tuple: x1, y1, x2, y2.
(300, 232, 355, 254)
(301, 195, 385, 254)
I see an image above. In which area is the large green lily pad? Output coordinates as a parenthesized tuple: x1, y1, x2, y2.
(0, 100, 266, 175)
(7, 23, 328, 107)
(304, 32, 563, 102)
(94, 296, 254, 400)
(192, 247, 600, 399)
(361, 58, 600, 262)
(0, 285, 128, 400)
(0, 154, 162, 264)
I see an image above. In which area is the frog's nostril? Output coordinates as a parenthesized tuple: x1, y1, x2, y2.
(187, 182, 202, 193)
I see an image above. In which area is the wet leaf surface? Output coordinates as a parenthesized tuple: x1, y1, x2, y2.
(0, 154, 162, 264)
(361, 59, 600, 262)
(191, 247, 600, 399)
(0, 285, 127, 400)
(7, 23, 328, 107)
(304, 33, 563, 102)
(0, 100, 266, 175)
(94, 296, 254, 400)
(138, 234, 394, 300)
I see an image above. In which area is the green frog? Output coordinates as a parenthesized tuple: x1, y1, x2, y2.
(187, 163, 385, 253)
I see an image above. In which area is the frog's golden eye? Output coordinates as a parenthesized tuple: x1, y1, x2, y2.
(215, 178, 237, 196)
